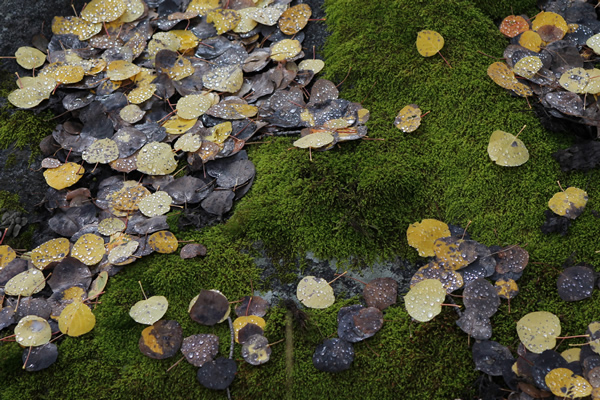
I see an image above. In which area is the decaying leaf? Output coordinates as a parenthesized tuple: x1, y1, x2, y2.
(394, 104, 422, 133)
(548, 187, 588, 219)
(416, 30, 444, 57)
(406, 219, 451, 257)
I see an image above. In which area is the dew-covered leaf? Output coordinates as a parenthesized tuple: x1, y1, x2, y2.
(557, 265, 596, 302)
(181, 333, 219, 367)
(88, 271, 109, 300)
(15, 46, 46, 69)
(499, 15, 529, 38)
(313, 338, 354, 373)
(71, 234, 105, 266)
(148, 230, 178, 253)
(15, 315, 52, 346)
(270, 39, 302, 62)
(242, 334, 271, 366)
(130, 295, 169, 325)
(487, 130, 529, 167)
(136, 142, 177, 175)
(189, 289, 230, 326)
(43, 162, 84, 190)
(487, 62, 519, 90)
(31, 238, 70, 270)
(58, 300, 96, 337)
(278, 4, 311, 35)
(517, 311, 561, 354)
(197, 357, 237, 389)
(394, 104, 422, 133)
(363, 277, 397, 311)
(548, 187, 588, 219)
(22, 342, 59, 372)
(404, 279, 445, 322)
(406, 219, 451, 257)
(472, 340, 514, 376)
(139, 320, 183, 359)
(233, 315, 266, 343)
(410, 261, 464, 294)
(296, 276, 335, 309)
(0, 245, 17, 269)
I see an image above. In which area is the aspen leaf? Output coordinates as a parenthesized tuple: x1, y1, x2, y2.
(416, 30, 444, 57)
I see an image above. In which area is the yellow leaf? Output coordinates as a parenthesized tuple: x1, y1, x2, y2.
(59, 301, 96, 337)
(43, 162, 84, 190)
(416, 30, 444, 57)
(548, 187, 588, 219)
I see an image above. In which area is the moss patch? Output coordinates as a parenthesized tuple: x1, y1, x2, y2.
(0, 71, 55, 161)
(2, 0, 600, 399)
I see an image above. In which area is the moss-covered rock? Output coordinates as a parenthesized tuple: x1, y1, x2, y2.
(2, 0, 600, 399)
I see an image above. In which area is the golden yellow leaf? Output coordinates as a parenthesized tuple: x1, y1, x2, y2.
(43, 162, 84, 190)
(58, 301, 96, 337)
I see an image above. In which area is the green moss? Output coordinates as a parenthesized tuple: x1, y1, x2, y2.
(2, 0, 600, 399)
(0, 71, 55, 162)
(4, 152, 16, 168)
(0, 190, 25, 213)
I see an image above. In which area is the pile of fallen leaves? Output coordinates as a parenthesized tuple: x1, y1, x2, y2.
(0, 0, 370, 377)
(403, 218, 600, 398)
(487, 0, 600, 172)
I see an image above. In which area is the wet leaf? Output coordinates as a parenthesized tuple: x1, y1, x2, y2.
(363, 278, 397, 311)
(58, 300, 96, 337)
(148, 230, 178, 254)
(43, 162, 84, 190)
(406, 219, 451, 257)
(189, 289, 229, 326)
(22, 343, 59, 372)
(136, 142, 177, 175)
(278, 4, 311, 35)
(81, 0, 126, 23)
(15, 315, 52, 346)
(197, 357, 237, 389)
(487, 130, 529, 167)
(31, 238, 70, 270)
(181, 333, 219, 367)
(233, 315, 266, 343)
(98, 217, 126, 236)
(517, 311, 561, 353)
(500, 15, 529, 38)
(270, 39, 302, 62)
(138, 191, 172, 217)
(130, 295, 169, 325)
(88, 271, 109, 300)
(82, 138, 119, 164)
(15, 46, 46, 69)
(52, 16, 102, 41)
(394, 104, 422, 133)
(0, 245, 17, 269)
(557, 265, 596, 302)
(139, 320, 183, 359)
(404, 279, 445, 322)
(234, 296, 269, 317)
(242, 334, 271, 366)
(548, 187, 588, 219)
(513, 56, 542, 79)
(545, 367, 592, 398)
(296, 276, 335, 309)
(313, 338, 354, 373)
(71, 234, 105, 266)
